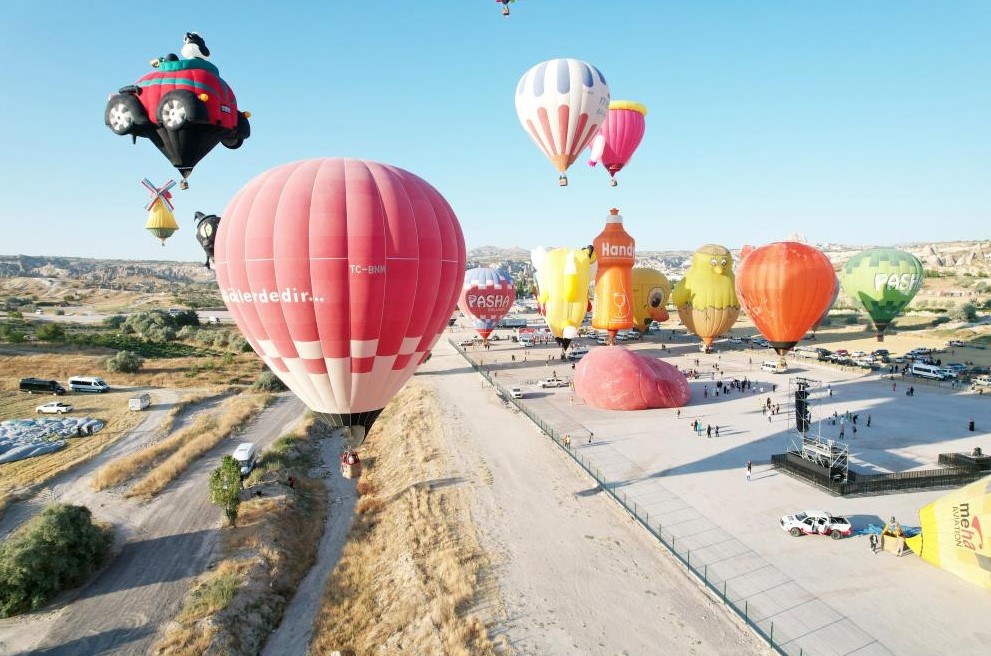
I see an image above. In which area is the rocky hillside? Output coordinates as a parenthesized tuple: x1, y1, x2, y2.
(0, 255, 216, 290)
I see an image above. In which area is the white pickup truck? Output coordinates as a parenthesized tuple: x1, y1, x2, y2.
(539, 377, 569, 388)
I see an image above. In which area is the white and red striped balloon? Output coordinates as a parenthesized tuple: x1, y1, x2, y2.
(515, 58, 610, 183)
(214, 158, 466, 439)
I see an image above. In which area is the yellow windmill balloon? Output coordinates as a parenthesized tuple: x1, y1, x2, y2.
(142, 178, 179, 246)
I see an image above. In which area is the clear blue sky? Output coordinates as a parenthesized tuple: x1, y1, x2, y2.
(0, 1, 987, 262)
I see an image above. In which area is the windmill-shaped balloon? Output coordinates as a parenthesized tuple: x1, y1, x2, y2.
(142, 178, 179, 246)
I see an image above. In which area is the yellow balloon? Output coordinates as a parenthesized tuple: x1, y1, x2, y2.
(145, 200, 179, 246)
(533, 246, 594, 347)
(671, 244, 740, 349)
(630, 267, 671, 332)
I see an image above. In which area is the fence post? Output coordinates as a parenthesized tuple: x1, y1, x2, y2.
(744, 599, 749, 625)
(722, 580, 727, 601)
(770, 622, 774, 647)
(703, 564, 707, 585)
(687, 549, 691, 569)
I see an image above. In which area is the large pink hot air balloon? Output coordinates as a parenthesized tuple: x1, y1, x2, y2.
(214, 158, 466, 446)
(574, 346, 690, 411)
(588, 101, 647, 186)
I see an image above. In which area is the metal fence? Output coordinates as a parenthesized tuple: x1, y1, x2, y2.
(772, 451, 990, 496)
(450, 339, 803, 655)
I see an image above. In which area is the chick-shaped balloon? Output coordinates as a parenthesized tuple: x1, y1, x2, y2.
(532, 246, 595, 352)
(671, 244, 740, 352)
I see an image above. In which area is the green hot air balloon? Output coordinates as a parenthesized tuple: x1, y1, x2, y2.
(841, 248, 924, 341)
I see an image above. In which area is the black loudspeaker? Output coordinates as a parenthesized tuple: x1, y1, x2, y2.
(795, 389, 810, 433)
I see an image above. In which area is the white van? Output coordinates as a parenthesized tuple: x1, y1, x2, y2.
(232, 442, 257, 477)
(910, 363, 948, 380)
(69, 376, 111, 393)
(761, 360, 787, 374)
(519, 336, 534, 347)
(128, 393, 151, 411)
(509, 386, 524, 399)
(972, 375, 991, 389)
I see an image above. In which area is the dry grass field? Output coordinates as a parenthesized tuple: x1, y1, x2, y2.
(0, 344, 265, 390)
(92, 393, 271, 498)
(309, 382, 499, 656)
(0, 387, 147, 514)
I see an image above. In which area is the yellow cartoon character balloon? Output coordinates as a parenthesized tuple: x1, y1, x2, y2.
(671, 244, 740, 352)
(630, 267, 671, 331)
(532, 246, 594, 352)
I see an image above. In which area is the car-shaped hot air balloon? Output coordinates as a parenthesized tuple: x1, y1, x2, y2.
(105, 57, 250, 188)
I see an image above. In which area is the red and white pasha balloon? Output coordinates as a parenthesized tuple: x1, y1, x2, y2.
(214, 158, 466, 440)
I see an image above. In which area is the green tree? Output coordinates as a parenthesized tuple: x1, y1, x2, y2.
(0, 504, 113, 617)
(104, 350, 144, 373)
(252, 371, 287, 392)
(35, 322, 66, 342)
(209, 456, 243, 527)
(949, 302, 978, 323)
(103, 315, 126, 329)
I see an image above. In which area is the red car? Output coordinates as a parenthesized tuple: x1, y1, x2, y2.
(104, 58, 250, 181)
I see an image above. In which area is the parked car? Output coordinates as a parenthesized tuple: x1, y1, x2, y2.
(68, 376, 110, 393)
(834, 349, 850, 357)
(19, 378, 67, 395)
(948, 340, 966, 347)
(539, 377, 569, 388)
(567, 348, 589, 361)
(509, 386, 524, 399)
(780, 510, 853, 540)
(37, 401, 73, 414)
(232, 442, 257, 477)
(972, 375, 991, 389)
(129, 393, 152, 411)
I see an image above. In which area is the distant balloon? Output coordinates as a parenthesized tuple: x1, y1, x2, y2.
(630, 267, 671, 331)
(735, 242, 836, 356)
(515, 58, 610, 186)
(214, 158, 466, 446)
(591, 208, 635, 341)
(142, 178, 179, 246)
(841, 248, 924, 341)
(671, 245, 740, 352)
(458, 267, 516, 342)
(194, 211, 221, 269)
(588, 100, 647, 186)
(496, 0, 516, 17)
(575, 346, 690, 411)
(532, 246, 595, 351)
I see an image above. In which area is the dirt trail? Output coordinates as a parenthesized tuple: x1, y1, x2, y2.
(260, 430, 357, 656)
(0, 394, 305, 656)
(0, 388, 181, 540)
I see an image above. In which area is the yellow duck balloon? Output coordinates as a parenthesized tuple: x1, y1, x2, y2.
(532, 245, 595, 352)
(630, 267, 671, 332)
(671, 244, 740, 352)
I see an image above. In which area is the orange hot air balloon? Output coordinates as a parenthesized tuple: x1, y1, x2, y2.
(591, 208, 635, 343)
(735, 242, 836, 356)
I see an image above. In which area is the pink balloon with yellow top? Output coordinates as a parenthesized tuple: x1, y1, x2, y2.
(589, 100, 648, 186)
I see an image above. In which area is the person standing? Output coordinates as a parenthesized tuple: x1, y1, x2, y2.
(707, 424, 712, 438)
(839, 424, 846, 440)
(715, 425, 720, 437)
(746, 461, 752, 482)
(867, 414, 872, 428)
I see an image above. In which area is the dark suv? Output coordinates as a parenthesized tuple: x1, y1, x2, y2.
(19, 378, 67, 395)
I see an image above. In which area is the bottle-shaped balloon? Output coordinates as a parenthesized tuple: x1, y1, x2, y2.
(592, 208, 635, 343)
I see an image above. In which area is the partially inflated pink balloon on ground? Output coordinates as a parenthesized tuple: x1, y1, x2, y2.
(574, 347, 690, 410)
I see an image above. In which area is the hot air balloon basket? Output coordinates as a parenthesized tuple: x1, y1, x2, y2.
(340, 450, 361, 479)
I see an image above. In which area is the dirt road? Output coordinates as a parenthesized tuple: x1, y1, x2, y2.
(0, 394, 305, 656)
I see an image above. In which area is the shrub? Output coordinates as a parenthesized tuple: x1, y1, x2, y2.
(34, 322, 67, 342)
(105, 350, 145, 373)
(949, 302, 978, 323)
(103, 315, 126, 329)
(172, 310, 201, 327)
(252, 371, 287, 392)
(229, 334, 251, 353)
(0, 323, 26, 343)
(209, 456, 243, 527)
(177, 325, 199, 340)
(0, 504, 114, 617)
